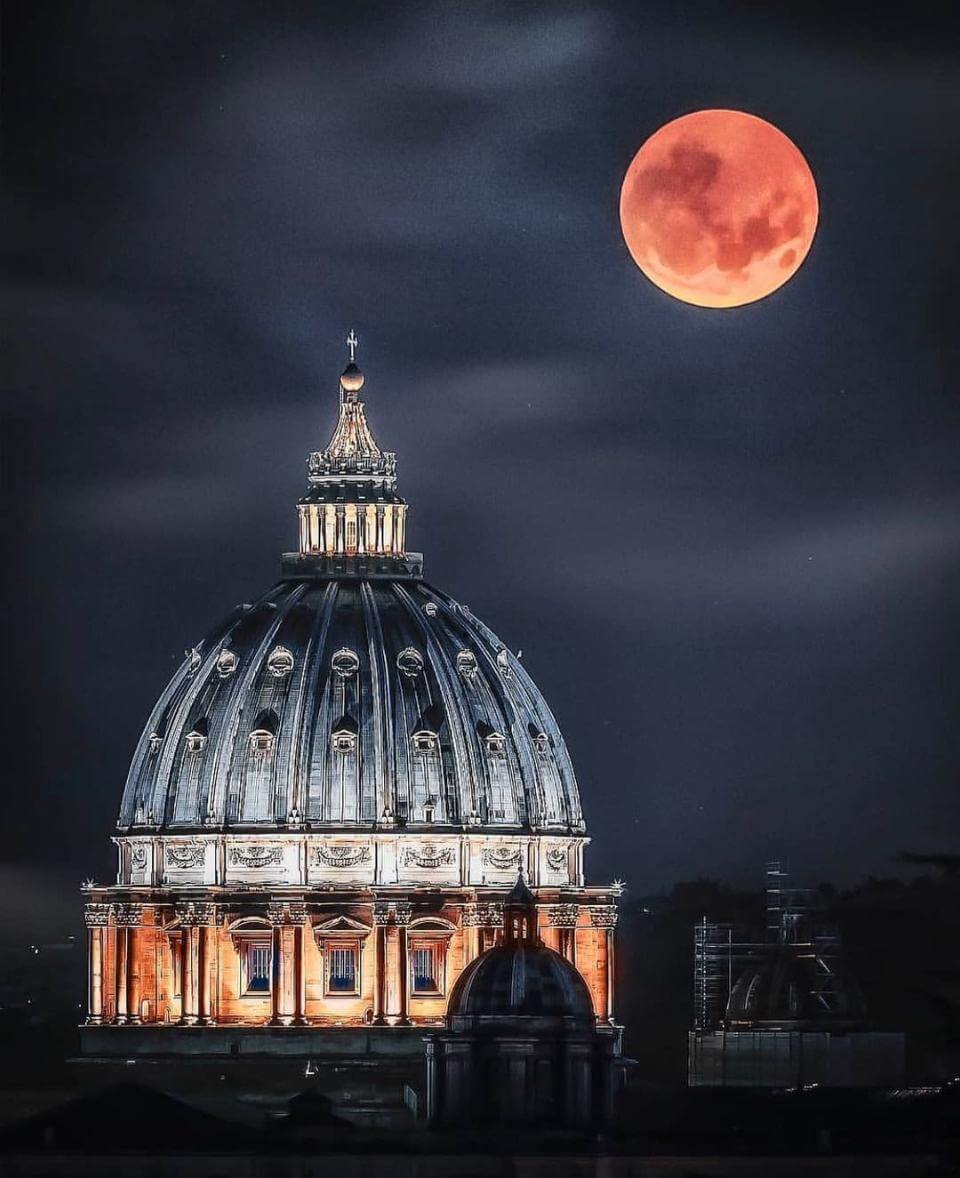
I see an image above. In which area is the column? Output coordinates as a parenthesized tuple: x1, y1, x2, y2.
(176, 902, 208, 1026)
(547, 904, 579, 965)
(387, 901, 412, 1026)
(463, 901, 503, 957)
(84, 903, 110, 1025)
(372, 902, 390, 1025)
(113, 926, 128, 1024)
(127, 926, 141, 1023)
(335, 506, 345, 554)
(293, 924, 304, 1025)
(116, 904, 144, 1025)
(268, 901, 306, 1027)
(589, 904, 618, 1024)
(197, 924, 212, 1025)
(397, 923, 410, 1026)
(180, 926, 198, 1025)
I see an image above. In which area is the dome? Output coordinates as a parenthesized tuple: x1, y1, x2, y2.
(448, 942, 594, 1020)
(120, 577, 583, 833)
(118, 338, 585, 846)
(725, 946, 865, 1028)
(445, 872, 594, 1022)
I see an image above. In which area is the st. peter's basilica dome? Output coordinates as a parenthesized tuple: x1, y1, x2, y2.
(114, 338, 587, 895)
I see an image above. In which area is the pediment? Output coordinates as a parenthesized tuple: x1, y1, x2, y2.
(313, 914, 371, 937)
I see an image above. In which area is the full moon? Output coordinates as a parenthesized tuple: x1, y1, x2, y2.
(620, 109, 818, 308)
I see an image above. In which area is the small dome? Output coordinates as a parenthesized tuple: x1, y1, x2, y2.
(448, 942, 594, 1020)
(726, 946, 865, 1028)
(339, 362, 364, 393)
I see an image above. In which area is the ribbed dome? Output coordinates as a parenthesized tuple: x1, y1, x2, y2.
(447, 942, 594, 1020)
(119, 578, 584, 833)
(726, 946, 865, 1028)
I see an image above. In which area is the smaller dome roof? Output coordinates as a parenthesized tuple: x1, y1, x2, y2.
(448, 942, 594, 1020)
(339, 362, 364, 393)
(726, 946, 865, 1028)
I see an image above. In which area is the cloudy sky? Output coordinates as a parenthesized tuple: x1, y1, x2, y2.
(4, 1, 959, 936)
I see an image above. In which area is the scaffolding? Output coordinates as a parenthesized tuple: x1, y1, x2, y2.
(689, 860, 903, 1089)
(691, 861, 844, 1032)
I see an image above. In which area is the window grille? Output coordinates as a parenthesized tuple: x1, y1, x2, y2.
(244, 941, 271, 993)
(411, 943, 440, 994)
(327, 943, 359, 993)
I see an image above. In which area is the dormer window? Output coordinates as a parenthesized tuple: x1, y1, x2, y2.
(397, 647, 423, 680)
(528, 723, 549, 754)
(185, 718, 209, 753)
(423, 601, 438, 617)
(331, 714, 358, 754)
(477, 720, 506, 758)
(331, 648, 359, 679)
(249, 709, 278, 753)
(411, 702, 444, 755)
(186, 646, 202, 675)
(216, 648, 237, 678)
(148, 733, 162, 756)
(456, 650, 477, 679)
(496, 649, 511, 677)
(266, 645, 294, 678)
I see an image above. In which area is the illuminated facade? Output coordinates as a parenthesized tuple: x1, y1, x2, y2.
(81, 339, 618, 1062)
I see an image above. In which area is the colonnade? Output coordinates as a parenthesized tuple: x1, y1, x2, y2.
(298, 502, 407, 559)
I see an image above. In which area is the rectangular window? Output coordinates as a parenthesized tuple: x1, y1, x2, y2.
(410, 942, 443, 995)
(326, 942, 359, 995)
(243, 940, 272, 994)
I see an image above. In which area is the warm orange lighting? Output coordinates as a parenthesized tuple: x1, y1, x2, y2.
(620, 109, 818, 308)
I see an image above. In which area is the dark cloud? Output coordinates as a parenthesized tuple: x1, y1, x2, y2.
(2, 1, 959, 937)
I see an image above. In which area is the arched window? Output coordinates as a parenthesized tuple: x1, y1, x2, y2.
(229, 919, 273, 995)
(407, 918, 456, 997)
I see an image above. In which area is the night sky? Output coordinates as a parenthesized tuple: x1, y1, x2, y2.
(4, 2, 959, 938)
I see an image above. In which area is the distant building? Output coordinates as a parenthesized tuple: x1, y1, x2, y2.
(80, 338, 622, 1124)
(688, 862, 905, 1088)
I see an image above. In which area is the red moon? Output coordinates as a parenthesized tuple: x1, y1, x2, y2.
(620, 109, 818, 308)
